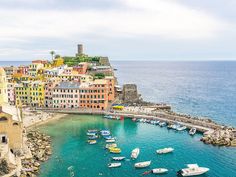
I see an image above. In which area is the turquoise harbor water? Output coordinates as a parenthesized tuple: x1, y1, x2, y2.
(39, 115, 236, 177)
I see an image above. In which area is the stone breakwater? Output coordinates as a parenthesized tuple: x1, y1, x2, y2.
(201, 128, 236, 147)
(20, 130, 52, 177)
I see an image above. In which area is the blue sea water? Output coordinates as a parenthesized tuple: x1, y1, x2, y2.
(111, 61, 236, 127)
(38, 115, 236, 177)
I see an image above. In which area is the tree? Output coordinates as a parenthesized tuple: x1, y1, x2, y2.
(50, 51, 55, 60)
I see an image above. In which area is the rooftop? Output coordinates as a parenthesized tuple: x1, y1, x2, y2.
(55, 81, 80, 89)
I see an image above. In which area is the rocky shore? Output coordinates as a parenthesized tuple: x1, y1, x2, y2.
(201, 128, 236, 147)
(20, 130, 52, 177)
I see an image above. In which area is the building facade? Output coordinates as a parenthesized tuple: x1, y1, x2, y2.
(0, 67, 8, 105)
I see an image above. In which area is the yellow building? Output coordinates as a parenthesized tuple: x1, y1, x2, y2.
(29, 81, 45, 107)
(0, 67, 8, 104)
(15, 81, 30, 106)
(53, 57, 64, 67)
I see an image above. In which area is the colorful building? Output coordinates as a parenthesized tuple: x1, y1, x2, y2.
(17, 65, 28, 75)
(52, 81, 80, 109)
(7, 83, 15, 105)
(29, 81, 45, 107)
(15, 81, 30, 106)
(0, 67, 8, 105)
(3, 66, 17, 82)
(44, 78, 60, 108)
(52, 57, 64, 67)
(79, 79, 109, 110)
(105, 76, 115, 102)
(28, 62, 44, 77)
(73, 62, 88, 74)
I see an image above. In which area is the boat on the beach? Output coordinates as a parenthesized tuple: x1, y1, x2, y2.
(156, 147, 174, 154)
(88, 140, 97, 144)
(134, 161, 151, 168)
(189, 128, 197, 135)
(131, 148, 140, 159)
(177, 164, 209, 176)
(112, 156, 125, 161)
(109, 147, 121, 154)
(108, 163, 121, 168)
(152, 168, 168, 174)
(176, 125, 187, 131)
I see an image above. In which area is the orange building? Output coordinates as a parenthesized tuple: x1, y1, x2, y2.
(105, 76, 115, 102)
(73, 62, 88, 74)
(79, 80, 109, 110)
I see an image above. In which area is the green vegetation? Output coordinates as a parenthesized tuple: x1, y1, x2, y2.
(63, 55, 100, 66)
(94, 73, 105, 79)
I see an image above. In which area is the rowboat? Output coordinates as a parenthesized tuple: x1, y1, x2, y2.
(88, 140, 97, 145)
(106, 139, 116, 143)
(109, 147, 121, 154)
(134, 161, 151, 168)
(156, 147, 174, 154)
(106, 143, 117, 149)
(87, 132, 97, 136)
(152, 168, 168, 174)
(108, 163, 121, 168)
(131, 148, 140, 159)
(112, 156, 125, 161)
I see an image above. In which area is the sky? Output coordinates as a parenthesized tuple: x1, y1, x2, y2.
(0, 0, 236, 61)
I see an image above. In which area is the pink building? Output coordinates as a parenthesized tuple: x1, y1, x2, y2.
(44, 78, 60, 108)
(7, 83, 15, 105)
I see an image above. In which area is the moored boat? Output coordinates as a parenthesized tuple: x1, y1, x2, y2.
(88, 140, 97, 144)
(87, 132, 97, 136)
(159, 122, 167, 127)
(112, 156, 125, 161)
(88, 135, 99, 140)
(134, 161, 151, 168)
(156, 147, 174, 154)
(109, 147, 121, 154)
(100, 130, 111, 136)
(152, 168, 168, 174)
(106, 139, 116, 143)
(131, 148, 140, 159)
(108, 163, 121, 168)
(176, 125, 187, 131)
(106, 143, 117, 149)
(189, 128, 197, 135)
(177, 164, 209, 176)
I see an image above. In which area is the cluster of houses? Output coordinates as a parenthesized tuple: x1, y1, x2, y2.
(1, 54, 117, 111)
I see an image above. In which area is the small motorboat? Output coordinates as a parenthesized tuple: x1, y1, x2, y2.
(100, 130, 111, 136)
(167, 124, 173, 129)
(87, 132, 97, 136)
(106, 139, 116, 143)
(159, 122, 167, 127)
(112, 156, 125, 161)
(177, 164, 209, 176)
(176, 125, 187, 131)
(108, 163, 121, 168)
(134, 161, 151, 168)
(104, 115, 113, 119)
(88, 140, 97, 145)
(189, 128, 197, 135)
(106, 143, 117, 149)
(87, 129, 98, 133)
(109, 147, 121, 154)
(88, 135, 99, 140)
(152, 168, 168, 174)
(131, 148, 140, 159)
(156, 147, 174, 154)
(104, 136, 115, 140)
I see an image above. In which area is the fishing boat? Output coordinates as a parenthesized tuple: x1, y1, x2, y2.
(177, 164, 209, 176)
(134, 161, 151, 168)
(176, 125, 187, 131)
(88, 140, 97, 144)
(106, 139, 116, 143)
(106, 143, 117, 149)
(152, 168, 168, 174)
(108, 163, 121, 168)
(100, 130, 111, 136)
(131, 148, 140, 159)
(189, 128, 197, 135)
(112, 156, 125, 161)
(159, 122, 167, 127)
(156, 147, 174, 154)
(109, 147, 121, 154)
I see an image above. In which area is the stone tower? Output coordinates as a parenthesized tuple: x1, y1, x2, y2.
(77, 44, 83, 55)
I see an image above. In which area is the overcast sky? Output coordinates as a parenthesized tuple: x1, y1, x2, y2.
(0, 0, 236, 61)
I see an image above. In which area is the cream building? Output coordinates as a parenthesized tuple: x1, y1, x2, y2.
(0, 67, 8, 104)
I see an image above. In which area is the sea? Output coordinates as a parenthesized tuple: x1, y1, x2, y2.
(1, 60, 236, 176)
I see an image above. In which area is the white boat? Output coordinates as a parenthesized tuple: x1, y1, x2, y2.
(112, 156, 125, 161)
(131, 148, 140, 159)
(177, 164, 209, 176)
(106, 143, 117, 149)
(100, 130, 111, 136)
(159, 122, 167, 127)
(134, 161, 151, 168)
(176, 126, 187, 131)
(189, 128, 197, 135)
(152, 168, 168, 174)
(108, 163, 121, 168)
(106, 139, 116, 143)
(87, 132, 97, 136)
(88, 140, 97, 145)
(156, 147, 174, 154)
